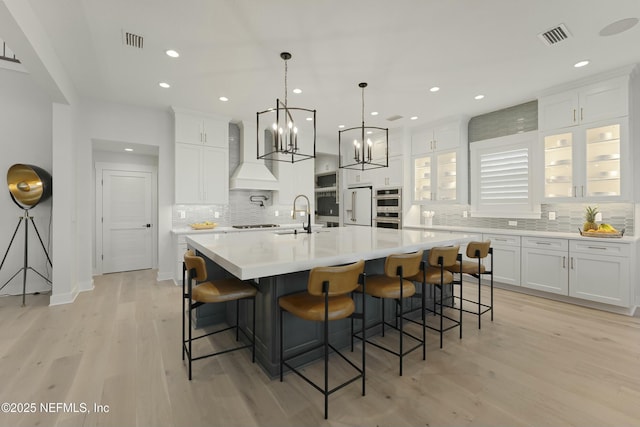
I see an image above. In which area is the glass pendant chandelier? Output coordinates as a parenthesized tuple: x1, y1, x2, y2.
(257, 52, 316, 163)
(339, 82, 388, 170)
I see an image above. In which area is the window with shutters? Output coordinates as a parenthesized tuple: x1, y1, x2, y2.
(470, 131, 541, 218)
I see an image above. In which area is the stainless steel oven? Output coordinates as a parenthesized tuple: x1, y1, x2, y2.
(374, 188, 402, 229)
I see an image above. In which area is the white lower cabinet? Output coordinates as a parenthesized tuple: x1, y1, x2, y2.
(483, 233, 521, 286)
(521, 237, 569, 295)
(520, 236, 631, 307)
(568, 240, 630, 307)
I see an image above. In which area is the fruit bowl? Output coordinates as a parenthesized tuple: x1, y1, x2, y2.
(190, 221, 217, 230)
(578, 228, 624, 238)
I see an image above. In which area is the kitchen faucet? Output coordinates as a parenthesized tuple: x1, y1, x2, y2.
(292, 194, 312, 233)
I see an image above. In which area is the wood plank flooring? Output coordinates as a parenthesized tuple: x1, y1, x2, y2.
(1, 269, 639, 426)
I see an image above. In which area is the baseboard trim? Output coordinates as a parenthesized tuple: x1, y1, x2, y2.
(156, 271, 173, 282)
(49, 289, 79, 306)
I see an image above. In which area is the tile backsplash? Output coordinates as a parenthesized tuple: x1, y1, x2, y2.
(420, 203, 634, 235)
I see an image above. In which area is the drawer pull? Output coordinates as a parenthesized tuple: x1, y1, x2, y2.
(587, 246, 608, 250)
(495, 238, 508, 242)
(536, 242, 551, 245)
(562, 256, 566, 268)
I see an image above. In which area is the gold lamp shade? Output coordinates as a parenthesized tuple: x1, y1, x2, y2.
(7, 164, 52, 209)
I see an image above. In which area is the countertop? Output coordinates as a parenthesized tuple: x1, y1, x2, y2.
(403, 224, 637, 243)
(186, 227, 481, 280)
(172, 223, 322, 235)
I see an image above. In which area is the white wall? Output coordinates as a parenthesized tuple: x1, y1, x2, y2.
(77, 99, 174, 281)
(0, 67, 53, 296)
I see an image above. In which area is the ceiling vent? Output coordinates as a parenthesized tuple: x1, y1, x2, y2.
(122, 30, 144, 49)
(538, 24, 571, 46)
(386, 115, 403, 121)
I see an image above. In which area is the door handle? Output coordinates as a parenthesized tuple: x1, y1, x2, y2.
(562, 256, 566, 268)
(570, 257, 574, 269)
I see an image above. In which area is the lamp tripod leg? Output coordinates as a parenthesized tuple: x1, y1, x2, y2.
(0, 217, 24, 273)
(29, 216, 52, 267)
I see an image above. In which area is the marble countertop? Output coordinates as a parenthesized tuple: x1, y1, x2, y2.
(403, 224, 637, 243)
(186, 226, 481, 280)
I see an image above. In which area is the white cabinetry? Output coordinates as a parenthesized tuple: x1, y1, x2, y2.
(568, 240, 630, 307)
(175, 144, 228, 204)
(345, 156, 403, 189)
(411, 121, 460, 154)
(173, 108, 229, 204)
(542, 119, 629, 201)
(411, 118, 468, 204)
(538, 76, 629, 131)
(521, 237, 568, 295)
(483, 233, 520, 286)
(174, 110, 228, 147)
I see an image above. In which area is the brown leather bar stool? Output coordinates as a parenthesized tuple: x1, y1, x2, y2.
(445, 241, 494, 329)
(413, 245, 461, 349)
(182, 250, 257, 380)
(279, 259, 366, 420)
(354, 250, 425, 376)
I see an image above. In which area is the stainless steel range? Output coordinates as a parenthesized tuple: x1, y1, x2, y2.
(374, 188, 402, 229)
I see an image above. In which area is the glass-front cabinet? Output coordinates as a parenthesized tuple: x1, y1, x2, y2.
(413, 150, 457, 202)
(542, 120, 626, 201)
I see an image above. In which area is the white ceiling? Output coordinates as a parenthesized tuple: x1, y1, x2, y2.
(23, 0, 640, 147)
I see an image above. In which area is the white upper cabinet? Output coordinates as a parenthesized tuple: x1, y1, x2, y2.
(173, 108, 229, 148)
(542, 118, 629, 201)
(411, 118, 468, 204)
(538, 75, 629, 131)
(411, 120, 461, 154)
(172, 107, 230, 204)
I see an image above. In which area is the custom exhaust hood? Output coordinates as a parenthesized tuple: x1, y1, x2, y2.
(230, 121, 278, 191)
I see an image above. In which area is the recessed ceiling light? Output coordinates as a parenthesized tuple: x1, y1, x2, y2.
(306, 117, 313, 121)
(574, 60, 590, 68)
(599, 18, 639, 36)
(159, 82, 170, 88)
(165, 49, 180, 58)
(366, 130, 373, 135)
(338, 124, 345, 129)
(429, 86, 440, 92)
(293, 88, 302, 94)
(474, 94, 484, 100)
(371, 111, 379, 116)
(410, 116, 418, 120)
(219, 96, 229, 102)
(124, 148, 133, 152)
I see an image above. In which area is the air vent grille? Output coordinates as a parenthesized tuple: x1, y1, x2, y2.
(538, 24, 571, 46)
(123, 31, 144, 49)
(386, 115, 403, 121)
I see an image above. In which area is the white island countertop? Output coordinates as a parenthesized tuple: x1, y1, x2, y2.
(186, 226, 481, 280)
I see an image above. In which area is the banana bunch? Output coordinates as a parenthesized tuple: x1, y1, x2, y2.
(597, 223, 617, 233)
(584, 223, 618, 234)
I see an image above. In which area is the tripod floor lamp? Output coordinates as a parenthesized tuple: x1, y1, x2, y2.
(0, 164, 53, 306)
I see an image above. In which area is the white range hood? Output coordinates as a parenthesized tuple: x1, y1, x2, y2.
(230, 121, 278, 191)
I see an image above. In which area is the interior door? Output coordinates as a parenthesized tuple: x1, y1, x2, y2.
(102, 169, 153, 273)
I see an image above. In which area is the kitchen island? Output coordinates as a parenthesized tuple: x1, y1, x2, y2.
(186, 226, 480, 376)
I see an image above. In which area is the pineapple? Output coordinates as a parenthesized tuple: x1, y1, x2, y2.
(583, 206, 598, 232)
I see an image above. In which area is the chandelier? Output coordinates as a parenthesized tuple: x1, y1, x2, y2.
(339, 82, 388, 170)
(257, 52, 316, 163)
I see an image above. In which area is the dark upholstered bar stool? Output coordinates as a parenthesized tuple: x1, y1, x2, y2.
(410, 246, 461, 349)
(182, 250, 257, 380)
(445, 241, 494, 329)
(354, 250, 425, 376)
(279, 260, 366, 420)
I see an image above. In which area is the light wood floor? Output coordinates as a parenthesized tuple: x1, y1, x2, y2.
(1, 269, 640, 427)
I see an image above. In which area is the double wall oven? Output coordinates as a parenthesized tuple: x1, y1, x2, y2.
(374, 187, 402, 229)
